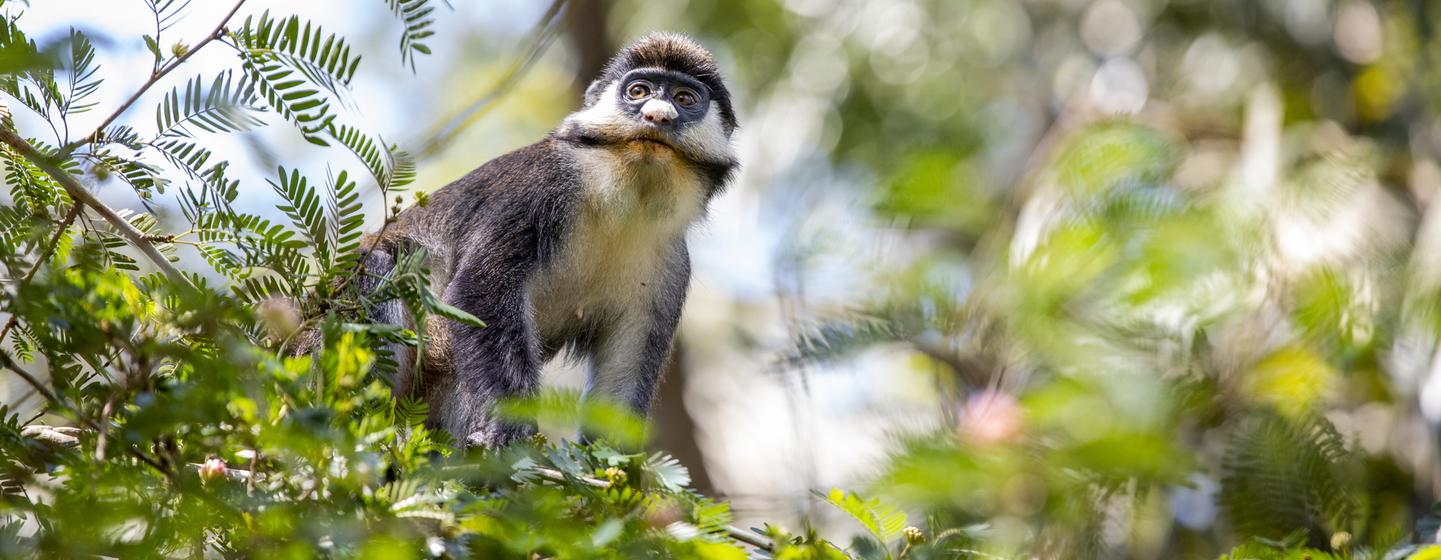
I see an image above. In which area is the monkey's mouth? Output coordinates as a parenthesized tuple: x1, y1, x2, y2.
(632, 137, 673, 149)
(627, 134, 680, 153)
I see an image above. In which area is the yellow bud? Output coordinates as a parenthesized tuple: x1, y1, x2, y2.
(1330, 532, 1352, 550)
(903, 526, 924, 545)
(171, 41, 189, 58)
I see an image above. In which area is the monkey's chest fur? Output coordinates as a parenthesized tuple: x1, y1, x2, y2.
(527, 143, 706, 357)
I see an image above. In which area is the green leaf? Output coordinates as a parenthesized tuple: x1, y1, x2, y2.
(233, 11, 362, 144)
(645, 452, 691, 493)
(153, 71, 264, 139)
(384, 0, 448, 71)
(324, 169, 363, 276)
(824, 488, 908, 545)
(329, 124, 415, 193)
(143, 34, 162, 65)
(60, 29, 101, 117)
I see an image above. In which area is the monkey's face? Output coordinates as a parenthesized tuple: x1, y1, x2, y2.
(616, 69, 710, 130)
(557, 34, 737, 171)
(560, 72, 733, 168)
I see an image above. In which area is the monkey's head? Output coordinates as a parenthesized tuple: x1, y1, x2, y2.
(558, 33, 738, 170)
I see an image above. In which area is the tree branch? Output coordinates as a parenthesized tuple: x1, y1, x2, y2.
(0, 349, 175, 482)
(0, 127, 190, 286)
(70, 0, 249, 150)
(530, 467, 775, 551)
(417, 0, 567, 158)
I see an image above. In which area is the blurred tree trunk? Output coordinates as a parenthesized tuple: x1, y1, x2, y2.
(651, 343, 713, 494)
(563, 0, 613, 98)
(561, 2, 714, 493)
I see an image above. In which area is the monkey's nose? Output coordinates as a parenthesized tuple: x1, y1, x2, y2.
(640, 99, 678, 125)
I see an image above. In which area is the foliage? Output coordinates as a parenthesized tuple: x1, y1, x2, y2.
(0, 3, 788, 558)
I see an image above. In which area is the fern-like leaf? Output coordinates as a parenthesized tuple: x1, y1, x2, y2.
(329, 125, 416, 193)
(233, 12, 361, 145)
(1, 143, 61, 216)
(825, 488, 908, 545)
(645, 452, 691, 493)
(1220, 413, 1362, 548)
(325, 169, 363, 276)
(267, 166, 327, 252)
(60, 28, 101, 117)
(90, 152, 167, 199)
(384, 0, 446, 70)
(154, 71, 264, 139)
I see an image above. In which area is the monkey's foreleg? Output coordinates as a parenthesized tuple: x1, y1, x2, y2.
(442, 272, 542, 448)
(582, 253, 689, 439)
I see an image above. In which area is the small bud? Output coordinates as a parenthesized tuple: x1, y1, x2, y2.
(171, 41, 189, 58)
(92, 163, 111, 182)
(529, 432, 548, 446)
(394, 195, 404, 204)
(257, 297, 302, 339)
(199, 457, 227, 482)
(1330, 531, 1352, 550)
(602, 466, 627, 484)
(414, 191, 430, 207)
(904, 526, 924, 545)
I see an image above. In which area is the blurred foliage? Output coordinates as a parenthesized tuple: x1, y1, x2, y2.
(625, 0, 1441, 558)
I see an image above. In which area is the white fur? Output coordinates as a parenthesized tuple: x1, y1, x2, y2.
(527, 131, 707, 354)
(641, 98, 679, 123)
(560, 78, 736, 167)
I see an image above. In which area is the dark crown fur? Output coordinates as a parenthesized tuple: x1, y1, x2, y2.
(585, 32, 738, 133)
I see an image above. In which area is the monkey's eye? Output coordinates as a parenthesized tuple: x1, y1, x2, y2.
(625, 81, 653, 100)
(673, 89, 700, 108)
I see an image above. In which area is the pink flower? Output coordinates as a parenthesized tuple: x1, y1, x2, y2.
(200, 457, 227, 482)
(959, 391, 1023, 445)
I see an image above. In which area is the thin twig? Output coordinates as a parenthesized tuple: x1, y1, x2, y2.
(0, 349, 61, 407)
(0, 202, 82, 345)
(0, 127, 191, 286)
(70, 0, 249, 151)
(416, 0, 567, 158)
(0, 349, 175, 482)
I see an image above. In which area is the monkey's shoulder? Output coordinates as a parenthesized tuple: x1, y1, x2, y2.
(382, 140, 583, 241)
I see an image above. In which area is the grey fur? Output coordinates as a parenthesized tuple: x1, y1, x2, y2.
(362, 33, 737, 447)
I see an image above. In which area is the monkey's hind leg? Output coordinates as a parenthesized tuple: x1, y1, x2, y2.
(355, 246, 418, 398)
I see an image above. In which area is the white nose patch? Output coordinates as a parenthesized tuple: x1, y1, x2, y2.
(640, 99, 679, 124)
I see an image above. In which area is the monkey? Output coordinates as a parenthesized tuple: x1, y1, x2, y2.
(356, 33, 738, 447)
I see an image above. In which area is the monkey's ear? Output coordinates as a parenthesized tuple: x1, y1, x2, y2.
(582, 79, 611, 108)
